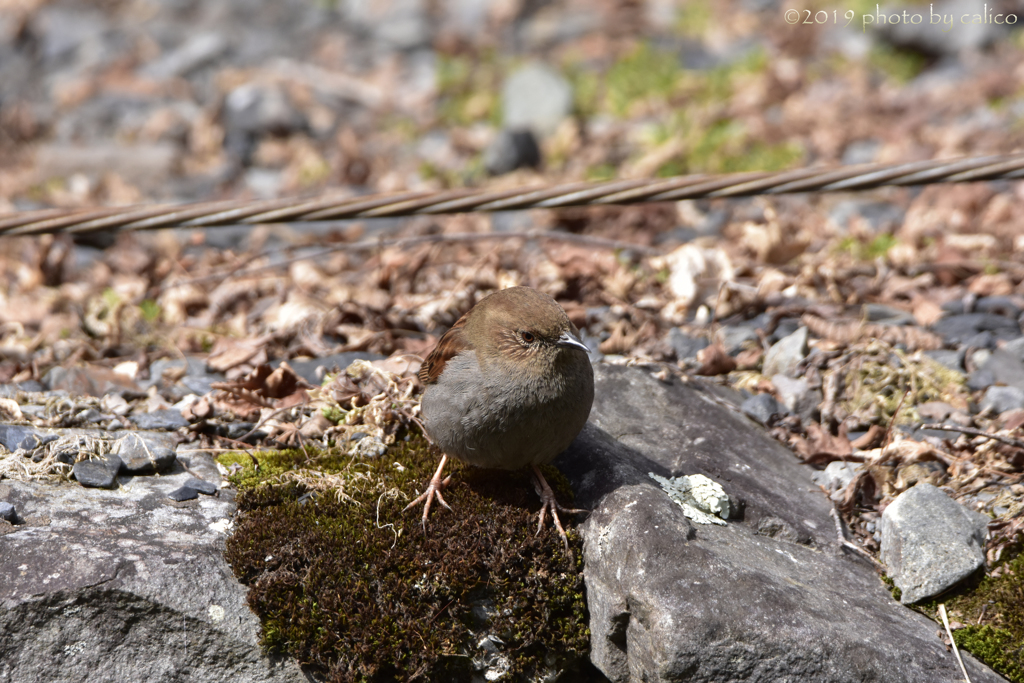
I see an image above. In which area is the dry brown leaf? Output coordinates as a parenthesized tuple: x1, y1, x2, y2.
(792, 422, 855, 464)
(207, 337, 268, 373)
(695, 343, 737, 376)
(734, 346, 763, 371)
(850, 424, 885, 450)
(911, 296, 944, 327)
(800, 313, 943, 351)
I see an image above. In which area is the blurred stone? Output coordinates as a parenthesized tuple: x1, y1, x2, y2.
(966, 368, 996, 392)
(342, 0, 429, 49)
(922, 349, 964, 373)
(762, 326, 808, 378)
(222, 83, 306, 162)
(916, 401, 954, 422)
(768, 317, 801, 344)
(771, 374, 820, 422)
(979, 386, 1024, 415)
(280, 353, 386, 385)
(483, 129, 541, 175)
(1002, 337, 1024, 363)
(41, 366, 141, 398)
(979, 349, 1024, 391)
(740, 393, 787, 425)
(132, 409, 189, 431)
(863, 304, 914, 326)
(0, 501, 16, 523)
(668, 328, 708, 361)
(440, 0, 493, 38)
(974, 296, 1021, 320)
(840, 139, 882, 165)
(810, 461, 862, 493)
(829, 200, 904, 234)
(963, 331, 996, 350)
(881, 483, 989, 604)
(931, 313, 1020, 346)
(141, 33, 228, 79)
(36, 144, 178, 189)
(715, 325, 759, 355)
(242, 168, 285, 199)
(501, 63, 572, 137)
(72, 454, 123, 489)
(519, 10, 602, 52)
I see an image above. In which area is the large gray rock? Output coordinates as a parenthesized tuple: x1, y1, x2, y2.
(0, 452, 304, 683)
(555, 365, 1003, 683)
(880, 483, 990, 605)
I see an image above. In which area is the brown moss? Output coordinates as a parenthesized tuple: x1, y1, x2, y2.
(220, 434, 590, 682)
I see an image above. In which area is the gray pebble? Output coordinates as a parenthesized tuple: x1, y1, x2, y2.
(168, 485, 199, 502)
(183, 477, 217, 495)
(72, 454, 123, 489)
(740, 393, 788, 425)
(762, 326, 808, 378)
(0, 501, 16, 522)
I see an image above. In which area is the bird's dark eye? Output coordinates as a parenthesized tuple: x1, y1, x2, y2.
(521, 331, 536, 343)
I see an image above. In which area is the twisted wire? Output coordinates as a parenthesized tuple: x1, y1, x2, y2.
(3, 153, 1023, 237)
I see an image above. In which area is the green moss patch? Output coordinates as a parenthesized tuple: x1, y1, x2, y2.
(899, 550, 1024, 683)
(943, 552, 1024, 683)
(219, 436, 589, 682)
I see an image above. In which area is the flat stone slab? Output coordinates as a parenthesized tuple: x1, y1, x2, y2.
(0, 453, 303, 683)
(556, 364, 1004, 683)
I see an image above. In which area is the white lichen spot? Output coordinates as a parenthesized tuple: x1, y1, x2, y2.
(209, 519, 233, 534)
(208, 604, 225, 622)
(649, 472, 731, 526)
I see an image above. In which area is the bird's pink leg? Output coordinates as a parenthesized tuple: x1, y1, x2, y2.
(531, 464, 586, 554)
(404, 453, 453, 529)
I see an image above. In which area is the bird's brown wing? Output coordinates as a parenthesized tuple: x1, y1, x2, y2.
(418, 314, 472, 385)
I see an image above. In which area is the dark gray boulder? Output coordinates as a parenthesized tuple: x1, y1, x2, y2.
(555, 364, 1004, 683)
(0, 451, 305, 683)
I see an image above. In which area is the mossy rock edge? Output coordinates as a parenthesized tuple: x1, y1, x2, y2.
(895, 550, 1024, 683)
(219, 435, 590, 683)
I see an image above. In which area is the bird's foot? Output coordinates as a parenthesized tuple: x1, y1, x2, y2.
(404, 454, 452, 530)
(531, 464, 587, 556)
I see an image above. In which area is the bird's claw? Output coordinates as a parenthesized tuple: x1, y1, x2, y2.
(531, 465, 587, 556)
(404, 455, 451, 530)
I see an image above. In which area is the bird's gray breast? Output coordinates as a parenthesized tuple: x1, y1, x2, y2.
(420, 350, 594, 470)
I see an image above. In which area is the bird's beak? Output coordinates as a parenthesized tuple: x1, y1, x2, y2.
(556, 331, 590, 354)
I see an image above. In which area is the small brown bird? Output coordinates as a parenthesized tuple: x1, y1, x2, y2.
(406, 286, 595, 550)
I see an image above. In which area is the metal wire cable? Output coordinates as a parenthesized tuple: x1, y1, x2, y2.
(3, 152, 1023, 236)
